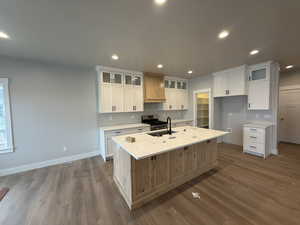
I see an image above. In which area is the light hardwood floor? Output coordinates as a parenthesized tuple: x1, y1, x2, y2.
(0, 143, 300, 225)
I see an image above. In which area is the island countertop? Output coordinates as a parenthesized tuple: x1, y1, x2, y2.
(112, 126, 228, 160)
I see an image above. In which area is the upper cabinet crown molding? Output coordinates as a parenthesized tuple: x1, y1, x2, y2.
(213, 65, 247, 98)
(96, 65, 143, 76)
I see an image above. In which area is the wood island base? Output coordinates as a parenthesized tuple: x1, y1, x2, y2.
(113, 139, 218, 210)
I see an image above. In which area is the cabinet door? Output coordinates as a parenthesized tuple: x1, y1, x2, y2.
(248, 80, 270, 110)
(100, 84, 112, 113)
(132, 158, 152, 198)
(133, 86, 144, 112)
(111, 84, 124, 112)
(196, 142, 207, 168)
(163, 88, 172, 110)
(150, 153, 169, 189)
(170, 148, 185, 181)
(106, 137, 114, 157)
(213, 73, 227, 97)
(227, 66, 247, 96)
(124, 86, 134, 112)
(183, 146, 197, 173)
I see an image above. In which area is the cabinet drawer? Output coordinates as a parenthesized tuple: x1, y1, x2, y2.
(245, 143, 265, 154)
(244, 127, 265, 142)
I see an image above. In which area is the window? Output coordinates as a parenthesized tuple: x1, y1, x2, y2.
(0, 78, 13, 153)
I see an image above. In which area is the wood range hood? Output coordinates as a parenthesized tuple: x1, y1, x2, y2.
(143, 72, 166, 103)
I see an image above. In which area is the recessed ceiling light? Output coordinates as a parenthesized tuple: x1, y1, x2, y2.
(250, 49, 259, 55)
(0, 31, 10, 39)
(188, 70, 193, 74)
(218, 30, 229, 39)
(286, 65, 294, 69)
(154, 0, 167, 5)
(157, 64, 163, 69)
(111, 54, 119, 60)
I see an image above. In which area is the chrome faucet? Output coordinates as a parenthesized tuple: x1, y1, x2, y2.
(166, 117, 172, 135)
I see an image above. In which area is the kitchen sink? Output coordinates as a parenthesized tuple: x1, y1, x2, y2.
(147, 130, 177, 137)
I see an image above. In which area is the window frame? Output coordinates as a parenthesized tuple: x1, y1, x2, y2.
(0, 78, 14, 154)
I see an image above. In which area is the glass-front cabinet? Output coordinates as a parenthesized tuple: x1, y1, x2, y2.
(101, 71, 123, 84)
(248, 63, 270, 81)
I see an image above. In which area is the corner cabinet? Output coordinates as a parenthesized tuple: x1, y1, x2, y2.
(213, 65, 247, 97)
(163, 77, 188, 110)
(96, 66, 144, 113)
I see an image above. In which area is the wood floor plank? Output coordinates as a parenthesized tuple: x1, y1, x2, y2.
(1, 143, 300, 225)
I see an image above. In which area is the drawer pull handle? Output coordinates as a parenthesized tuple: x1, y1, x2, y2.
(250, 128, 257, 131)
(138, 128, 143, 131)
(250, 146, 256, 149)
(115, 131, 121, 134)
(250, 136, 257, 139)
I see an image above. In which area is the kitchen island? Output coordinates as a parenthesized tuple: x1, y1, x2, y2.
(112, 126, 228, 209)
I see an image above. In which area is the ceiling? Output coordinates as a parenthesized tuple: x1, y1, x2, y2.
(0, 0, 299, 77)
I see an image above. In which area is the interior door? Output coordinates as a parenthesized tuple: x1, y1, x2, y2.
(279, 88, 300, 144)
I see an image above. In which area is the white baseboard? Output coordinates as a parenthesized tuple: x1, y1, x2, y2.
(0, 151, 100, 177)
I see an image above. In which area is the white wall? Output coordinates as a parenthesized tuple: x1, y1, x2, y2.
(280, 69, 300, 87)
(0, 56, 98, 171)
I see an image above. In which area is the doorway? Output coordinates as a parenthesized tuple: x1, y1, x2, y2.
(279, 85, 300, 144)
(193, 89, 212, 128)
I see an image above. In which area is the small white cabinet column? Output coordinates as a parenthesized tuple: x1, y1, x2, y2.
(243, 122, 273, 159)
(247, 62, 272, 110)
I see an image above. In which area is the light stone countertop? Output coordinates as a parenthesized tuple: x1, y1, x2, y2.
(244, 121, 274, 129)
(100, 123, 150, 132)
(112, 126, 228, 160)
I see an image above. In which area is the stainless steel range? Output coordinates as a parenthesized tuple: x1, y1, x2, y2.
(141, 115, 168, 131)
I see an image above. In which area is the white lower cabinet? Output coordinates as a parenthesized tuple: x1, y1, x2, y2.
(243, 122, 273, 159)
(100, 125, 150, 161)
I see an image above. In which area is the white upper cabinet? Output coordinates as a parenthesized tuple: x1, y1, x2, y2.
(247, 62, 271, 110)
(100, 71, 124, 113)
(97, 66, 144, 113)
(213, 65, 247, 97)
(163, 77, 188, 111)
(124, 73, 143, 112)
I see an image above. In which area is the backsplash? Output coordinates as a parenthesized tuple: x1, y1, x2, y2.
(98, 103, 188, 127)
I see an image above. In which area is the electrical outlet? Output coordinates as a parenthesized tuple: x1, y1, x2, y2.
(227, 128, 232, 133)
(63, 146, 67, 152)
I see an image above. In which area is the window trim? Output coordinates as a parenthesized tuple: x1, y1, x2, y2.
(0, 78, 14, 154)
